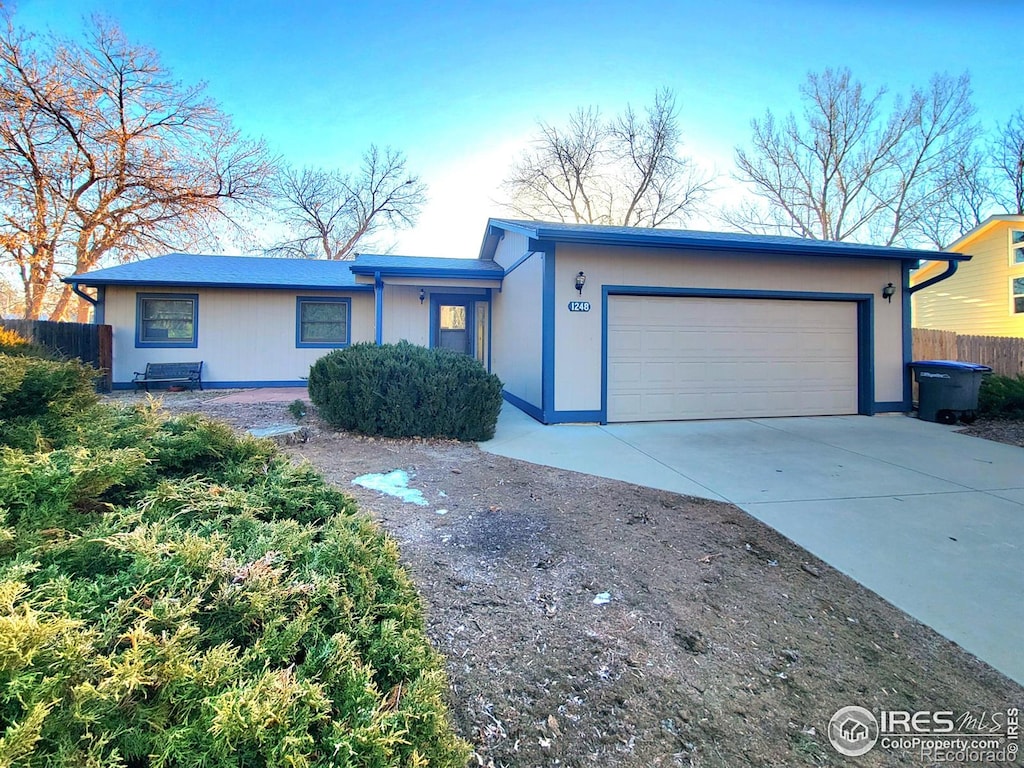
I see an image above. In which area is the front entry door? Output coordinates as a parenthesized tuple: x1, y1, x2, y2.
(436, 302, 472, 355)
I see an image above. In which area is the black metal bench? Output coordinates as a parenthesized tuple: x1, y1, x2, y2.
(133, 361, 203, 391)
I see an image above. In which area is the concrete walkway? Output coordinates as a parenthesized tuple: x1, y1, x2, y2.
(482, 405, 1024, 685)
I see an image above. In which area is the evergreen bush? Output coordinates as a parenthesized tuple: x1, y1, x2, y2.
(308, 341, 503, 441)
(0, 356, 471, 767)
(0, 354, 99, 449)
(978, 374, 1024, 419)
(0, 328, 54, 360)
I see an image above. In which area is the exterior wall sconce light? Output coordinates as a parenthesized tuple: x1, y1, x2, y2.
(882, 282, 895, 303)
(419, 288, 426, 304)
(575, 271, 586, 294)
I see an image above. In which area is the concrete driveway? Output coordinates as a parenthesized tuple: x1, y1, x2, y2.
(482, 405, 1024, 685)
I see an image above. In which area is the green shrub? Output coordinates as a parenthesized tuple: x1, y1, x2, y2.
(0, 358, 471, 767)
(0, 354, 99, 449)
(288, 399, 307, 421)
(978, 374, 1024, 419)
(308, 341, 503, 441)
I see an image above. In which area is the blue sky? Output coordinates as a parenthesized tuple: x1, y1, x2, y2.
(12, 0, 1022, 256)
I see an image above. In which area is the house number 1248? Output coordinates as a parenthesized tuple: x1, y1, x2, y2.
(568, 301, 591, 312)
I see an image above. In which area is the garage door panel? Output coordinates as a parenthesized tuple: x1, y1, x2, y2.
(607, 297, 858, 422)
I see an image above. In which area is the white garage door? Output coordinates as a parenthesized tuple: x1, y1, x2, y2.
(607, 296, 859, 422)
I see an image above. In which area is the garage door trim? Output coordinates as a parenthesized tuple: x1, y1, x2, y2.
(600, 286, 875, 424)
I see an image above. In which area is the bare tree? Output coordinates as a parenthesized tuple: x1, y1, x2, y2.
(993, 109, 1024, 215)
(729, 68, 979, 246)
(502, 89, 713, 227)
(270, 146, 427, 260)
(0, 15, 276, 320)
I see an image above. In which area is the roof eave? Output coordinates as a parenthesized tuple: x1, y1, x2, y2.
(63, 276, 373, 292)
(488, 219, 964, 262)
(349, 266, 504, 280)
(946, 214, 1024, 252)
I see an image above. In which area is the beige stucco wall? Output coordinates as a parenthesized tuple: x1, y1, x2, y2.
(552, 244, 906, 412)
(381, 285, 429, 345)
(490, 234, 543, 408)
(104, 286, 374, 385)
(379, 284, 490, 347)
(912, 223, 1024, 337)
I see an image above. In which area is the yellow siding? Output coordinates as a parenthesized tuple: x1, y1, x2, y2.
(553, 244, 905, 411)
(105, 286, 374, 386)
(912, 222, 1024, 337)
(490, 235, 543, 408)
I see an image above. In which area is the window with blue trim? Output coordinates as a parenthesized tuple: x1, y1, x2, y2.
(296, 297, 350, 347)
(136, 293, 198, 347)
(1012, 230, 1024, 265)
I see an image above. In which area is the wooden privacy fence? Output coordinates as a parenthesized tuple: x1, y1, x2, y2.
(912, 328, 1024, 377)
(1, 319, 113, 391)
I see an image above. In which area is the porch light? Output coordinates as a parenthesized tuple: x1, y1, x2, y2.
(882, 282, 895, 303)
(419, 288, 426, 304)
(575, 271, 586, 294)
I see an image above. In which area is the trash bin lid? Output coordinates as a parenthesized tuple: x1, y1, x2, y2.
(909, 360, 993, 371)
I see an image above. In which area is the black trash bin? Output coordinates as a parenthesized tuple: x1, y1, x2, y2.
(909, 360, 992, 424)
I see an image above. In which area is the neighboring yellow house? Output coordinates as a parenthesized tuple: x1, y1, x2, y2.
(911, 214, 1024, 337)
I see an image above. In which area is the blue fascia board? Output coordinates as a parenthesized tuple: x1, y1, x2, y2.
(349, 265, 503, 280)
(485, 218, 968, 263)
(66, 276, 374, 291)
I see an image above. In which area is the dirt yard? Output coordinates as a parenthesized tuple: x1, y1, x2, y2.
(107, 391, 1024, 767)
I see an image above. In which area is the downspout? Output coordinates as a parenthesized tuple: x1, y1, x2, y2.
(374, 272, 383, 346)
(70, 281, 98, 307)
(906, 258, 960, 410)
(70, 282, 104, 323)
(908, 260, 959, 294)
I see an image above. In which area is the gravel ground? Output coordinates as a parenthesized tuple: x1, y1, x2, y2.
(102, 390, 1024, 768)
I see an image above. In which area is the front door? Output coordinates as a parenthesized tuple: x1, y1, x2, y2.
(436, 302, 473, 355)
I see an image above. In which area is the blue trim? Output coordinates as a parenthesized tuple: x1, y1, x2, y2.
(374, 273, 383, 346)
(503, 250, 537, 276)
(75, 278, 374, 291)
(901, 261, 913, 410)
(485, 287, 493, 372)
(350, 265, 503, 280)
(538, 242, 557, 423)
(856, 300, 874, 416)
(546, 409, 603, 424)
(502, 390, 543, 422)
(429, 293, 479, 355)
(603, 285, 873, 302)
(113, 379, 308, 391)
(486, 218, 968, 263)
(601, 286, 877, 422)
(135, 292, 199, 349)
(295, 296, 351, 348)
(94, 286, 105, 324)
(874, 400, 908, 412)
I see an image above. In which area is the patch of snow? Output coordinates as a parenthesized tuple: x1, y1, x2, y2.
(352, 470, 429, 506)
(592, 592, 612, 605)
